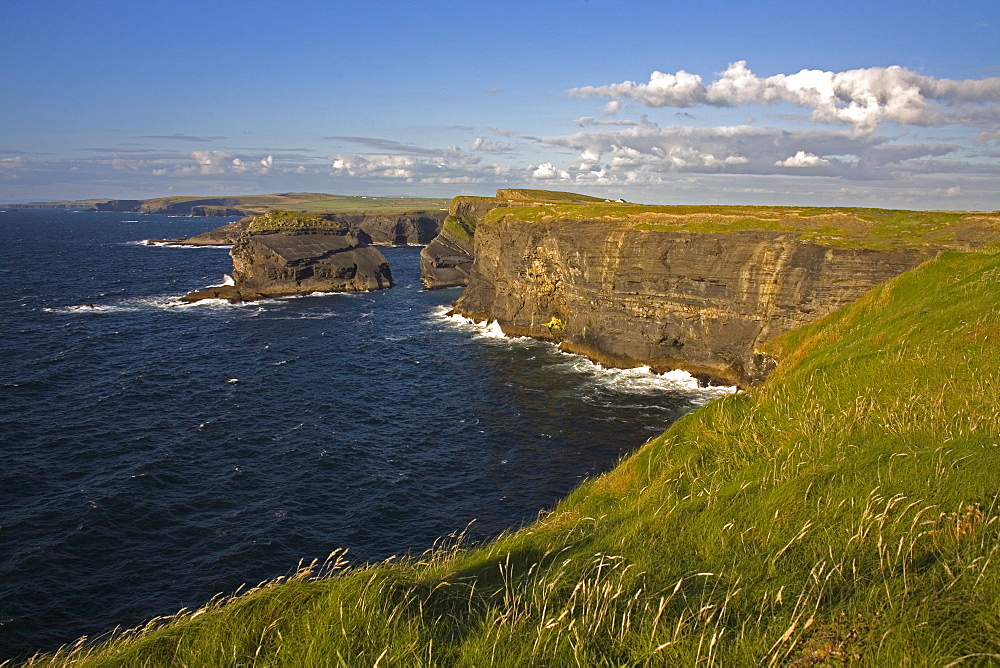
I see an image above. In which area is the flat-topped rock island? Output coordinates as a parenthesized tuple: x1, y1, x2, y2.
(179, 210, 392, 303)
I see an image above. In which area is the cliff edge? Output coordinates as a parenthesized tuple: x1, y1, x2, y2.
(450, 198, 1000, 385)
(419, 189, 606, 289)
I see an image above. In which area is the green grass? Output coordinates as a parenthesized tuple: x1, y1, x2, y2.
(495, 189, 609, 203)
(244, 210, 348, 233)
(442, 214, 477, 244)
(184, 193, 450, 215)
(23, 248, 1000, 665)
(484, 203, 1000, 250)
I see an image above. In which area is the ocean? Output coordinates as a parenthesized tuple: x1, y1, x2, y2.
(0, 209, 732, 660)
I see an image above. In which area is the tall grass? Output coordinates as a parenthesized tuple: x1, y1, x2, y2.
(19, 250, 1000, 666)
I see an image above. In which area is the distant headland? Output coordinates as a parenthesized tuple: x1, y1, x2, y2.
(4, 192, 451, 217)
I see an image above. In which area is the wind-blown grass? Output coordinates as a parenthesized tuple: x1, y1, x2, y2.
(20, 250, 1000, 666)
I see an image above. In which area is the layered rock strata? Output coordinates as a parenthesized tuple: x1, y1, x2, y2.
(452, 218, 936, 386)
(162, 212, 445, 248)
(420, 191, 605, 289)
(180, 227, 391, 303)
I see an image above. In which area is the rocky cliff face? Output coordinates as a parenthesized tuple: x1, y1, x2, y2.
(452, 218, 936, 386)
(167, 212, 445, 248)
(419, 197, 504, 289)
(338, 212, 445, 246)
(179, 220, 392, 303)
(232, 228, 392, 295)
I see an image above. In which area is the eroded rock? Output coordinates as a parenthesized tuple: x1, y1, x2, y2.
(179, 212, 392, 303)
(452, 218, 936, 386)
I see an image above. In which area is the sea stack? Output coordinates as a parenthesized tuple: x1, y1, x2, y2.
(179, 210, 392, 303)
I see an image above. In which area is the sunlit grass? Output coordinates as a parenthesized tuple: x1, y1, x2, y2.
(484, 203, 1000, 251)
(18, 251, 1000, 666)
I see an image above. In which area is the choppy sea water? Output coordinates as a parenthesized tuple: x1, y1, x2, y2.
(0, 209, 732, 660)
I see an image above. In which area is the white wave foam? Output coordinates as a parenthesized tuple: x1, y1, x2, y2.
(164, 297, 259, 309)
(568, 359, 736, 400)
(132, 240, 232, 249)
(432, 307, 735, 400)
(207, 274, 235, 288)
(435, 309, 531, 342)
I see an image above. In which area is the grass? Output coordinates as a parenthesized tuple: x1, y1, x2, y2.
(14, 193, 452, 216)
(20, 247, 1000, 665)
(495, 189, 609, 203)
(243, 210, 348, 233)
(165, 193, 450, 215)
(442, 214, 477, 244)
(483, 203, 1000, 251)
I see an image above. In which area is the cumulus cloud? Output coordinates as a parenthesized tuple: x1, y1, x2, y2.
(531, 162, 571, 181)
(775, 151, 831, 168)
(532, 119, 981, 185)
(328, 146, 490, 184)
(569, 61, 1000, 135)
(178, 151, 275, 176)
(330, 154, 418, 179)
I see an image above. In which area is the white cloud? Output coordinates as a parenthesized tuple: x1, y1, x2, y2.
(531, 162, 570, 180)
(573, 117, 638, 127)
(602, 99, 624, 115)
(775, 151, 831, 168)
(572, 69, 706, 108)
(570, 61, 1000, 135)
(470, 136, 513, 153)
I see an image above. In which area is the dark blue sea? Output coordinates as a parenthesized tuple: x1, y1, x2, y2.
(0, 209, 732, 661)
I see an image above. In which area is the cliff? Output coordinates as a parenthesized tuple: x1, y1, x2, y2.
(163, 211, 445, 248)
(419, 190, 607, 289)
(419, 197, 495, 288)
(179, 211, 391, 303)
(334, 211, 445, 246)
(450, 198, 1000, 386)
(41, 247, 1000, 665)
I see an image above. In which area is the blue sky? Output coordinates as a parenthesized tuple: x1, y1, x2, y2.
(2, 0, 998, 209)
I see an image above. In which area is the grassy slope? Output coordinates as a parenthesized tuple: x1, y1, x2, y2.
(486, 203, 1000, 250)
(28, 249, 1000, 664)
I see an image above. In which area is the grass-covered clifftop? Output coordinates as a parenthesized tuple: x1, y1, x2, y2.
(440, 190, 615, 245)
(484, 202, 1000, 251)
(26, 247, 1000, 664)
(244, 210, 348, 233)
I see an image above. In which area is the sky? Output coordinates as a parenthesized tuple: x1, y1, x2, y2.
(1, 0, 998, 209)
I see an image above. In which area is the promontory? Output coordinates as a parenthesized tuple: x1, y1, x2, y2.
(429, 189, 1000, 386)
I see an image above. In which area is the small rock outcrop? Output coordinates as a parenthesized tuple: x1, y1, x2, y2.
(179, 211, 392, 303)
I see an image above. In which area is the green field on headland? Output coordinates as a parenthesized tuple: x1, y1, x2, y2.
(24, 221, 1000, 664)
(484, 201, 1000, 251)
(8, 193, 451, 217)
